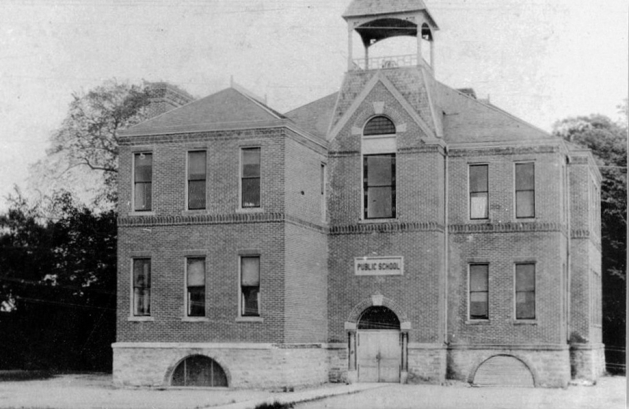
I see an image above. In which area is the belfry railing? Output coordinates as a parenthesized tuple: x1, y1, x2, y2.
(352, 54, 420, 71)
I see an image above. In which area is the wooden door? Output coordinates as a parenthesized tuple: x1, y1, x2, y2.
(357, 331, 401, 383)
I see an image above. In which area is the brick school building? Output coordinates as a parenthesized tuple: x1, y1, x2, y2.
(112, 0, 604, 389)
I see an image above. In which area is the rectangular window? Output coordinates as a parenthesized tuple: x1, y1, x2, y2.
(515, 263, 535, 319)
(188, 151, 206, 210)
(240, 256, 260, 317)
(515, 163, 535, 218)
(321, 163, 327, 221)
(133, 259, 151, 316)
(241, 148, 261, 208)
(364, 154, 396, 219)
(469, 264, 489, 319)
(186, 258, 205, 317)
(134, 153, 153, 211)
(469, 165, 488, 219)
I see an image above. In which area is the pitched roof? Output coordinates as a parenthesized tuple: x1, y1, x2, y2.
(431, 81, 553, 144)
(284, 92, 338, 140)
(121, 87, 285, 137)
(343, 0, 428, 18)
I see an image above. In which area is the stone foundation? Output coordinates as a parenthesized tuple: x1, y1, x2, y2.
(570, 343, 606, 382)
(407, 344, 446, 384)
(113, 343, 328, 389)
(447, 345, 570, 388)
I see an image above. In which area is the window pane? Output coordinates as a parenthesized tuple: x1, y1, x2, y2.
(241, 178, 260, 208)
(470, 293, 488, 319)
(364, 116, 396, 136)
(470, 193, 488, 219)
(366, 155, 393, 186)
(242, 149, 260, 177)
(134, 288, 150, 316)
(470, 265, 488, 291)
(242, 287, 259, 316)
(133, 259, 150, 287)
(516, 163, 535, 190)
(188, 151, 206, 180)
(187, 258, 205, 287)
(516, 264, 535, 291)
(134, 183, 152, 211)
(469, 165, 488, 193)
(516, 191, 535, 218)
(188, 180, 206, 210)
(516, 292, 535, 319)
(241, 257, 260, 286)
(134, 153, 152, 182)
(188, 287, 205, 317)
(367, 187, 393, 218)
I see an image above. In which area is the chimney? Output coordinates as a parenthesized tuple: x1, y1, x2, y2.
(145, 82, 195, 119)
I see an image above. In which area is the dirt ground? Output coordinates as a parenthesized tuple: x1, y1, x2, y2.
(0, 373, 270, 409)
(297, 376, 627, 409)
(0, 373, 624, 409)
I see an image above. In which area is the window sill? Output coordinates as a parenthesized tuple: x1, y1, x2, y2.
(359, 218, 397, 224)
(512, 320, 538, 325)
(236, 316, 263, 323)
(182, 317, 209, 322)
(128, 316, 154, 322)
(236, 208, 264, 213)
(182, 209, 207, 215)
(465, 320, 490, 325)
(129, 211, 156, 217)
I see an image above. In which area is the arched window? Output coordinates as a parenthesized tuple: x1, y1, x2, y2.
(358, 306, 400, 330)
(172, 355, 228, 387)
(363, 116, 396, 219)
(364, 116, 396, 136)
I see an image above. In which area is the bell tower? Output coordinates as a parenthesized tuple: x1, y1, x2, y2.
(343, 0, 439, 72)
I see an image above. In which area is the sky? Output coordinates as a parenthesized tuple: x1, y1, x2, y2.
(0, 0, 627, 208)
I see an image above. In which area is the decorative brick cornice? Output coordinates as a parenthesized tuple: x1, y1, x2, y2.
(568, 156, 589, 165)
(118, 212, 327, 233)
(571, 229, 602, 252)
(397, 145, 443, 154)
(571, 229, 590, 239)
(449, 222, 566, 234)
(448, 145, 560, 158)
(119, 212, 284, 227)
(330, 221, 444, 235)
(329, 150, 360, 158)
(120, 128, 284, 146)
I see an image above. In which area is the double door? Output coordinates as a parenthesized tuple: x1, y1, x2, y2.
(357, 330, 401, 383)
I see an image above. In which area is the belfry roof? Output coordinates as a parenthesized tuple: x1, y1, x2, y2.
(343, 0, 429, 18)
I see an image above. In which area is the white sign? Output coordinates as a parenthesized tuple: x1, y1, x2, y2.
(354, 257, 404, 276)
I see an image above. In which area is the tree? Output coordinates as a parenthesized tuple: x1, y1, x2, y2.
(28, 80, 153, 206)
(553, 111, 627, 373)
(0, 190, 117, 371)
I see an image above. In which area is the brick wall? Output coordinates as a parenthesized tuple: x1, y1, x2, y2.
(284, 224, 328, 343)
(117, 222, 286, 343)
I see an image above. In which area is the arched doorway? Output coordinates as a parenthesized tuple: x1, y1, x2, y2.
(357, 306, 401, 383)
(171, 355, 228, 387)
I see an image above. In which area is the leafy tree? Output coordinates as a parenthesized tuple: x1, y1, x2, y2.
(0, 190, 116, 371)
(553, 110, 627, 373)
(28, 80, 153, 206)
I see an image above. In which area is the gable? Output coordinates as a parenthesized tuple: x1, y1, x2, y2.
(329, 70, 440, 143)
(329, 80, 432, 153)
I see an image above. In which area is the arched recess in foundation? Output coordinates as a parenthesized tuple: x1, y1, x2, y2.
(469, 354, 537, 387)
(168, 354, 229, 388)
